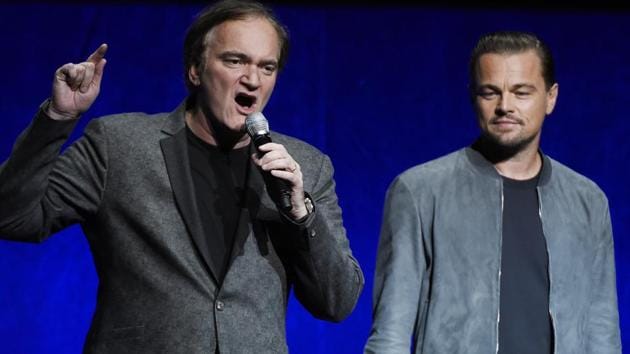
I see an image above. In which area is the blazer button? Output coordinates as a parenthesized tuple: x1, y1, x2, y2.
(216, 301, 225, 311)
(309, 230, 316, 238)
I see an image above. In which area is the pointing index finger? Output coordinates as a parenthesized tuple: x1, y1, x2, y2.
(87, 43, 108, 64)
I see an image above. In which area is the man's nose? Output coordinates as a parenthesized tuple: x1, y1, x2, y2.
(495, 93, 513, 116)
(241, 65, 261, 90)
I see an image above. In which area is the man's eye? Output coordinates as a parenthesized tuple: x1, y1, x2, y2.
(479, 91, 497, 99)
(224, 58, 242, 66)
(515, 91, 531, 97)
(262, 65, 277, 75)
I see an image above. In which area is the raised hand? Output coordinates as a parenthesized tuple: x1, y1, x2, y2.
(47, 44, 108, 120)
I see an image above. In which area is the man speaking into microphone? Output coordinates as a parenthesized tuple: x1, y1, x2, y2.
(0, 0, 363, 353)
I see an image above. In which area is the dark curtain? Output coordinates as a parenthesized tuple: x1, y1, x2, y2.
(1, 4, 628, 353)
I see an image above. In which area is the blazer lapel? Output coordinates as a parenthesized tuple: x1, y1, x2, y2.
(227, 155, 278, 266)
(160, 106, 221, 284)
(225, 153, 306, 277)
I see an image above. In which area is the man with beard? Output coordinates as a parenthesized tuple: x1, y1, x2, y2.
(0, 0, 363, 353)
(364, 31, 620, 354)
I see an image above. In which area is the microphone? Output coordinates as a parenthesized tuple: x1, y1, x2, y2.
(245, 112, 293, 212)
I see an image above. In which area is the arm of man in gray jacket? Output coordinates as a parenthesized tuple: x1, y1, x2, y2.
(288, 154, 364, 322)
(586, 199, 622, 352)
(0, 105, 108, 241)
(252, 134, 364, 322)
(0, 45, 108, 241)
(364, 175, 427, 353)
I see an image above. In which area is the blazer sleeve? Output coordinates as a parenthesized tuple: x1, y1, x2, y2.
(0, 102, 107, 242)
(364, 176, 426, 354)
(585, 197, 622, 353)
(284, 153, 364, 323)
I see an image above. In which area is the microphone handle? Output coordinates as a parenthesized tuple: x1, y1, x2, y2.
(253, 134, 293, 212)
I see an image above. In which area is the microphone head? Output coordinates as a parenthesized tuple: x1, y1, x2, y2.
(245, 112, 270, 137)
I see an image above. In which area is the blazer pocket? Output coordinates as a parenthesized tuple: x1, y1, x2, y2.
(106, 324, 145, 340)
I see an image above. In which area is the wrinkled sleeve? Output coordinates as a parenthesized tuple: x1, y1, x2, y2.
(585, 199, 622, 353)
(365, 176, 426, 354)
(283, 154, 364, 323)
(0, 103, 107, 242)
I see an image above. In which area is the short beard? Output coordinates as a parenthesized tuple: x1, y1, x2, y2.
(473, 130, 537, 164)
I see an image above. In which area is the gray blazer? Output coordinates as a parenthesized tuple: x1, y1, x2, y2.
(0, 101, 364, 353)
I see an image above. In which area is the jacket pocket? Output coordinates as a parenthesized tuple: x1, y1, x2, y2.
(106, 324, 145, 340)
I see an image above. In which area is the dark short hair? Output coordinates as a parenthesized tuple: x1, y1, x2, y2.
(469, 31, 556, 90)
(183, 0, 289, 92)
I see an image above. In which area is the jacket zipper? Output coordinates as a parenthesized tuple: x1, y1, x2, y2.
(496, 182, 504, 354)
(537, 187, 557, 354)
(496, 183, 556, 353)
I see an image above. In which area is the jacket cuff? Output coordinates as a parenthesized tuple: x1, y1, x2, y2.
(279, 192, 321, 251)
(279, 192, 315, 225)
(32, 99, 80, 137)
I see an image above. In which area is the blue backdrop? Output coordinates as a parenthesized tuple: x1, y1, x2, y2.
(1, 3, 628, 353)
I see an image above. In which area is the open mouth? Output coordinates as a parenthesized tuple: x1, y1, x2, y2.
(235, 93, 256, 109)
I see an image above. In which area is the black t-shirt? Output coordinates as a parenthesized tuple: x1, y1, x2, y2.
(498, 173, 553, 354)
(186, 127, 250, 284)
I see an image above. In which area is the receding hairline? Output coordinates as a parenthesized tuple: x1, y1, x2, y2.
(198, 15, 283, 64)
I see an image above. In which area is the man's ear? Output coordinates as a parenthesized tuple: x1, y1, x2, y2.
(545, 83, 559, 115)
(188, 64, 201, 87)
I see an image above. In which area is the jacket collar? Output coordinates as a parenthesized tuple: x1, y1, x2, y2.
(464, 144, 552, 186)
(159, 99, 223, 283)
(158, 99, 279, 285)
(160, 99, 189, 136)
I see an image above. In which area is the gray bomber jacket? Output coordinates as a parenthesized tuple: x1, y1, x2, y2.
(365, 147, 621, 354)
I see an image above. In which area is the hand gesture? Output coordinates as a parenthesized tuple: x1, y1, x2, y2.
(47, 44, 108, 120)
